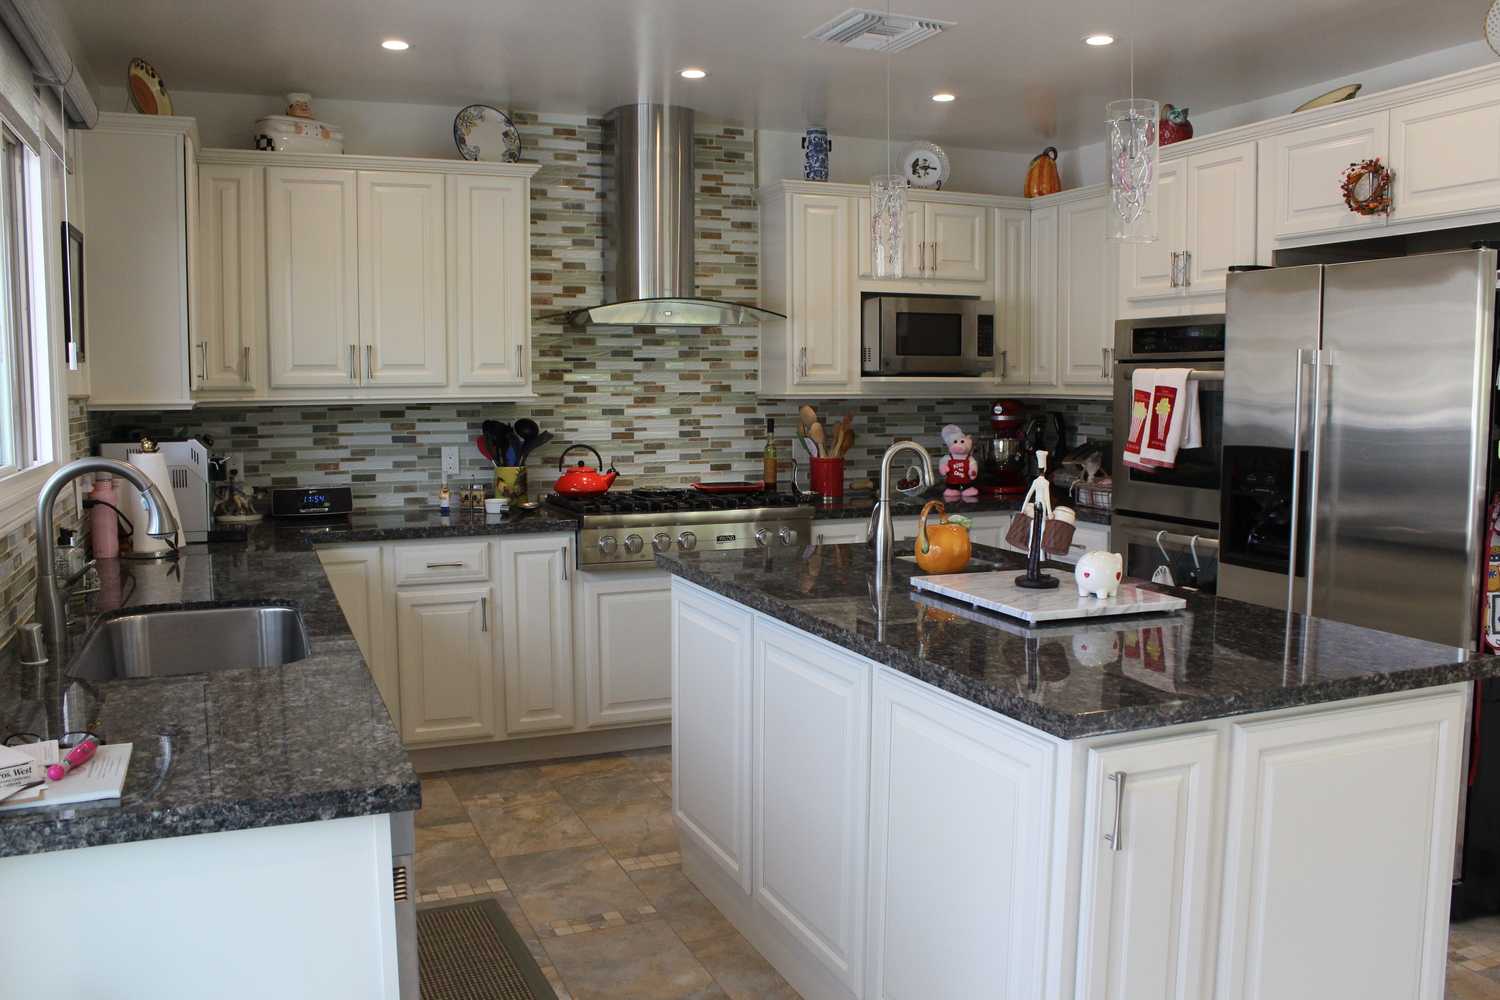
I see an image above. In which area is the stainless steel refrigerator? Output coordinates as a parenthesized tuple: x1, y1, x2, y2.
(1219, 248, 1496, 649)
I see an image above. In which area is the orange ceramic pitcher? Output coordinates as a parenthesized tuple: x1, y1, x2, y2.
(915, 500, 973, 574)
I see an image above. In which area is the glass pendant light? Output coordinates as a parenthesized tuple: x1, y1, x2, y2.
(869, 0, 906, 277)
(1106, 25, 1158, 243)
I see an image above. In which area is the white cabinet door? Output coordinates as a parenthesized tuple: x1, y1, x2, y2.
(1391, 81, 1500, 224)
(449, 174, 530, 387)
(195, 163, 263, 392)
(672, 581, 755, 893)
(1215, 690, 1465, 1000)
(1059, 196, 1113, 386)
(1185, 141, 1257, 295)
(1119, 158, 1186, 302)
(395, 584, 497, 745)
(357, 171, 447, 386)
(1264, 111, 1389, 240)
(578, 568, 671, 728)
(1029, 205, 1059, 387)
(318, 546, 398, 729)
(857, 197, 924, 278)
(866, 669, 1052, 1000)
(926, 202, 988, 282)
(993, 208, 1030, 385)
(813, 520, 869, 545)
(266, 166, 359, 388)
(753, 620, 870, 993)
(790, 193, 856, 387)
(1076, 733, 1218, 1000)
(499, 535, 576, 735)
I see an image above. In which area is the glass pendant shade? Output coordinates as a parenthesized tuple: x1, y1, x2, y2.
(1106, 98, 1160, 243)
(869, 173, 908, 278)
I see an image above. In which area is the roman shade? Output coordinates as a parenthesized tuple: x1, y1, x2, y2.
(0, 0, 95, 128)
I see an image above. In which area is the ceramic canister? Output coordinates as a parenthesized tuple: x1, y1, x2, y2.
(802, 127, 831, 181)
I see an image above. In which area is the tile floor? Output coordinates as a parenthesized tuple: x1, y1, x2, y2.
(418, 747, 1497, 1000)
(414, 748, 801, 1000)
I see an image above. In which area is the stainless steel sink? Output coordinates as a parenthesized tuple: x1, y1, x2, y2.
(68, 605, 311, 681)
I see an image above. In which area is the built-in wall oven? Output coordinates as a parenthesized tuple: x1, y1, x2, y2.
(860, 293, 995, 376)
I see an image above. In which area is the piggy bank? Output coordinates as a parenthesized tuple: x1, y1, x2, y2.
(1071, 630, 1121, 668)
(1075, 551, 1124, 599)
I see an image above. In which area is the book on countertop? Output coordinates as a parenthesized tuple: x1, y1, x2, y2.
(0, 740, 132, 812)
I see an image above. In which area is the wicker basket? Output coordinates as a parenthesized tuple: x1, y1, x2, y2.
(1072, 478, 1113, 512)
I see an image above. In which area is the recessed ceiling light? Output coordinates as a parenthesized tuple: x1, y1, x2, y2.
(1084, 33, 1115, 46)
(931, 92, 956, 103)
(381, 38, 411, 51)
(680, 68, 707, 80)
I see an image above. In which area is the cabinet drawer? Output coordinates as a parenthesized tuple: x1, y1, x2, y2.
(393, 541, 491, 586)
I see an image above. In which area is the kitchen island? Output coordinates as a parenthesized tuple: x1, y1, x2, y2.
(659, 541, 1497, 1000)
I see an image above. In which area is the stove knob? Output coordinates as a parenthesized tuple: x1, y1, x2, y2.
(624, 534, 644, 555)
(754, 528, 770, 547)
(598, 535, 619, 555)
(653, 532, 672, 553)
(777, 527, 798, 546)
(677, 530, 697, 551)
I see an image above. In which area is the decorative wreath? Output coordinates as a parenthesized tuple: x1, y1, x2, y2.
(1341, 158, 1393, 216)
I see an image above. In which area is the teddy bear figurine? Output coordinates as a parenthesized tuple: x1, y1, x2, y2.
(938, 424, 980, 501)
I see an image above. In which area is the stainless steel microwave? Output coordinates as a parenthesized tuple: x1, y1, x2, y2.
(860, 294, 995, 377)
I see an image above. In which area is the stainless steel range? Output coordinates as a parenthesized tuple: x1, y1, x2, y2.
(547, 489, 815, 569)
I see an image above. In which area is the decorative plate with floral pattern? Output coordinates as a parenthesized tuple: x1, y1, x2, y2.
(453, 104, 521, 162)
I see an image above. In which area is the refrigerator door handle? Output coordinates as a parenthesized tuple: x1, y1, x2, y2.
(1303, 349, 1331, 623)
(1286, 348, 1310, 617)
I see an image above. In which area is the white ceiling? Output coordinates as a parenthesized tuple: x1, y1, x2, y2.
(60, 0, 1489, 151)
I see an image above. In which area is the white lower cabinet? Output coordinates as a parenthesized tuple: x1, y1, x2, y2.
(578, 568, 672, 728)
(1076, 732, 1218, 1000)
(813, 521, 869, 546)
(395, 584, 496, 745)
(316, 545, 397, 728)
(499, 535, 576, 736)
(753, 620, 870, 994)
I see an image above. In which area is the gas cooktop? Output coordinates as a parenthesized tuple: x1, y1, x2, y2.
(546, 488, 806, 517)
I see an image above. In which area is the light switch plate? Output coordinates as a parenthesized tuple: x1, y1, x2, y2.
(441, 446, 460, 480)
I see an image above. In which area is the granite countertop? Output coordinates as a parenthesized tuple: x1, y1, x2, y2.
(657, 542, 1499, 739)
(808, 489, 1112, 525)
(267, 505, 578, 546)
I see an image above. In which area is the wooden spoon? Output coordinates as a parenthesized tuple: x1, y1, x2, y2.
(799, 404, 818, 438)
(809, 421, 826, 456)
(836, 415, 855, 457)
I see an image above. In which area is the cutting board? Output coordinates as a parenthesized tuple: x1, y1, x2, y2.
(910, 571, 1186, 624)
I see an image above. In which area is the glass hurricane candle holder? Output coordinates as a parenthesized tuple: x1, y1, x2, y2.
(1106, 98, 1160, 243)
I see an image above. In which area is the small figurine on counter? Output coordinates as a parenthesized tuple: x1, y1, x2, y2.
(1075, 550, 1125, 599)
(438, 485, 452, 515)
(938, 424, 980, 501)
(213, 470, 262, 524)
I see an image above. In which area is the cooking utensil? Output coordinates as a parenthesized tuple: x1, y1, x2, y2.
(799, 404, 818, 433)
(809, 422, 827, 455)
(554, 444, 618, 496)
(514, 418, 541, 462)
(800, 435, 821, 458)
(507, 429, 524, 466)
(482, 420, 510, 465)
(523, 430, 554, 464)
(475, 435, 498, 465)
(692, 480, 767, 494)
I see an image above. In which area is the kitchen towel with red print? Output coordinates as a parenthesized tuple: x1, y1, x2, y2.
(1123, 368, 1200, 471)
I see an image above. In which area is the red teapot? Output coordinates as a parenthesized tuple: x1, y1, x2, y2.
(554, 444, 618, 496)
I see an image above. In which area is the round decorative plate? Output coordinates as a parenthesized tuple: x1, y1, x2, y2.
(127, 57, 173, 116)
(453, 104, 521, 162)
(1488, 0, 1500, 58)
(1293, 83, 1361, 114)
(901, 141, 949, 190)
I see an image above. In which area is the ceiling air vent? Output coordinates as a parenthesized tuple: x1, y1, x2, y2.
(805, 8, 955, 52)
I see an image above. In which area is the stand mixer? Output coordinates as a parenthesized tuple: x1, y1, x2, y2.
(978, 399, 1027, 498)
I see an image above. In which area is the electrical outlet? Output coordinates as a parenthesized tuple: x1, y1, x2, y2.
(441, 446, 461, 480)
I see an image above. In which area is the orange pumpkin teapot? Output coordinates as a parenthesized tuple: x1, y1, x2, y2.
(1023, 146, 1062, 198)
(914, 500, 973, 574)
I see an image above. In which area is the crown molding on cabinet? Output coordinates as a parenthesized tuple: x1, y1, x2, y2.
(198, 147, 542, 178)
(93, 111, 199, 147)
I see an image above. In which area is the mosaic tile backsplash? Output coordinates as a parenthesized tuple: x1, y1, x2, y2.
(91, 112, 1111, 509)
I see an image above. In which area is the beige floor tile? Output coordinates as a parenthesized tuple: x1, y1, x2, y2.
(493, 888, 551, 966)
(689, 929, 801, 1000)
(551, 763, 666, 812)
(442, 762, 555, 803)
(414, 778, 469, 828)
(629, 866, 736, 945)
(540, 753, 635, 781)
(1450, 963, 1500, 999)
(543, 919, 727, 1000)
(576, 795, 680, 860)
(499, 844, 654, 930)
(469, 789, 598, 859)
(413, 822, 501, 892)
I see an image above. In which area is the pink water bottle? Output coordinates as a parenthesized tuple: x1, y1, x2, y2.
(90, 475, 120, 559)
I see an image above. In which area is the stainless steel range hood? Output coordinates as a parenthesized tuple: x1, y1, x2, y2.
(556, 104, 783, 329)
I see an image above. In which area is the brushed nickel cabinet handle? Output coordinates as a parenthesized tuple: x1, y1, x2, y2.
(365, 344, 374, 381)
(929, 241, 938, 274)
(516, 344, 525, 380)
(348, 344, 357, 380)
(1182, 250, 1192, 287)
(1104, 771, 1126, 852)
(1000, 349, 1008, 379)
(480, 595, 488, 632)
(425, 561, 465, 569)
(561, 546, 569, 581)
(241, 345, 250, 383)
(196, 342, 206, 380)
(798, 346, 808, 378)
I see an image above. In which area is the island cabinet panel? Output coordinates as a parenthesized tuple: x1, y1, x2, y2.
(752, 620, 871, 995)
(866, 668, 1054, 1000)
(1213, 690, 1465, 1000)
(673, 582, 756, 893)
(1075, 732, 1218, 1000)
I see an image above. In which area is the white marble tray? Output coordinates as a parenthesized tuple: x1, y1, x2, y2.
(910, 571, 1186, 624)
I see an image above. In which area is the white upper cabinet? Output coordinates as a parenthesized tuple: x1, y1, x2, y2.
(449, 174, 530, 388)
(1264, 111, 1389, 240)
(1120, 158, 1187, 302)
(857, 198, 924, 278)
(1185, 141, 1258, 293)
(357, 171, 448, 387)
(1390, 80, 1500, 224)
(266, 165, 360, 389)
(1028, 204, 1059, 387)
(786, 191, 857, 388)
(925, 202, 988, 281)
(1058, 195, 1114, 386)
(195, 162, 263, 392)
(993, 208, 1030, 385)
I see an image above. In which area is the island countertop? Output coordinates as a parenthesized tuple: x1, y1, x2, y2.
(657, 541, 1500, 739)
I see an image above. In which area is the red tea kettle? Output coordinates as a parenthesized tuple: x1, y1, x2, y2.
(554, 444, 618, 496)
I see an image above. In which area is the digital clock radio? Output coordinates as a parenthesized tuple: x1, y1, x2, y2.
(270, 485, 354, 519)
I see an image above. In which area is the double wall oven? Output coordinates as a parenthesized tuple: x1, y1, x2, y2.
(1111, 314, 1226, 592)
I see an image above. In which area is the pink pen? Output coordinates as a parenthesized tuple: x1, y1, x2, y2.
(47, 736, 98, 781)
